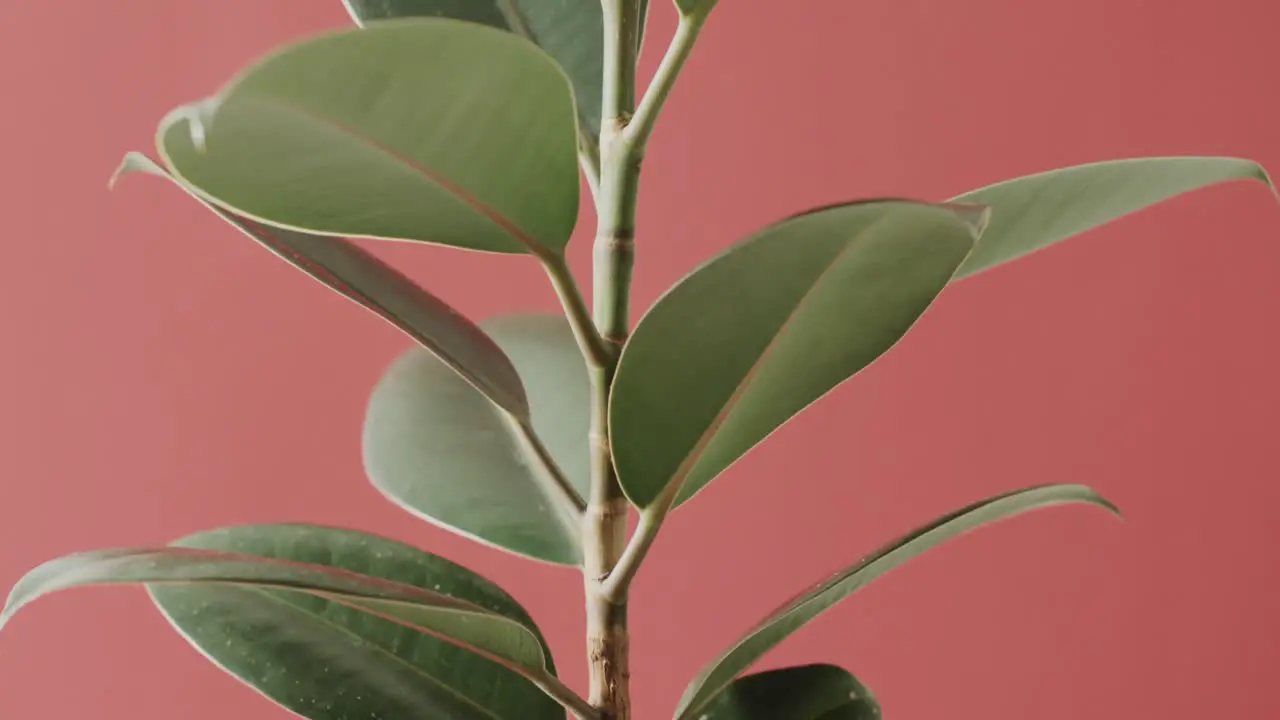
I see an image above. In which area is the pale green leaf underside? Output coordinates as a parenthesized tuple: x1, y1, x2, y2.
(954, 156, 1274, 279)
(364, 315, 590, 565)
(2, 525, 562, 720)
(611, 200, 986, 510)
(697, 664, 880, 720)
(157, 19, 580, 256)
(113, 152, 530, 418)
(675, 484, 1119, 719)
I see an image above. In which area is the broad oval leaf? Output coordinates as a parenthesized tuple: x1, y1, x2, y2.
(152, 525, 563, 719)
(953, 156, 1274, 279)
(698, 664, 880, 720)
(364, 315, 590, 565)
(343, 0, 611, 143)
(610, 200, 986, 510)
(0, 524, 564, 720)
(113, 152, 530, 418)
(675, 484, 1119, 719)
(158, 19, 580, 256)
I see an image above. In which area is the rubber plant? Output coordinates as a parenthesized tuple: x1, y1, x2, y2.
(2, 1, 1274, 719)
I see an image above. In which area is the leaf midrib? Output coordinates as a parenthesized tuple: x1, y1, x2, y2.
(218, 94, 547, 255)
(229, 585, 508, 720)
(648, 211, 903, 509)
(246, 220, 526, 415)
(123, 156, 531, 419)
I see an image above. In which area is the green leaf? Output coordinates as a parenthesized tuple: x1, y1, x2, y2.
(953, 156, 1274, 279)
(639, 0, 651, 52)
(344, 0, 608, 144)
(698, 664, 880, 720)
(675, 0, 717, 18)
(1, 524, 564, 719)
(364, 314, 590, 565)
(610, 200, 987, 511)
(112, 152, 530, 418)
(675, 484, 1120, 719)
(157, 19, 580, 256)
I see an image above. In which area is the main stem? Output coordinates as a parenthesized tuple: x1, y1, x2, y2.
(584, 1, 641, 718)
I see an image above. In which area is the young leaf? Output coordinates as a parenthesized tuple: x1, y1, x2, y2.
(953, 156, 1273, 279)
(112, 153, 530, 418)
(698, 664, 880, 720)
(2, 524, 564, 720)
(675, 484, 1119, 719)
(364, 315, 590, 565)
(157, 19, 580, 256)
(610, 200, 987, 511)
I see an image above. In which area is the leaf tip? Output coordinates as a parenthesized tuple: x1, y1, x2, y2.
(158, 97, 221, 154)
(945, 202, 992, 239)
(1097, 495, 1124, 520)
(1254, 162, 1279, 204)
(1075, 485, 1123, 520)
(108, 151, 164, 190)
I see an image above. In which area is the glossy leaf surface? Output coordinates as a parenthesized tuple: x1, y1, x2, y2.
(3, 540, 547, 670)
(343, 0, 614, 143)
(158, 20, 579, 255)
(676, 484, 1119, 719)
(953, 156, 1273, 278)
(698, 664, 880, 720)
(159, 525, 560, 719)
(364, 315, 590, 565)
(611, 200, 986, 510)
(113, 152, 529, 417)
(2, 525, 562, 719)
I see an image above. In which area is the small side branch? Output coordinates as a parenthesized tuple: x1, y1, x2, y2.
(542, 252, 614, 369)
(620, 8, 713, 154)
(530, 668, 601, 720)
(506, 414, 587, 518)
(600, 502, 662, 601)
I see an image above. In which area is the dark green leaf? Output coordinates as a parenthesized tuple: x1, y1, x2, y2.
(112, 152, 530, 418)
(344, 0, 607, 143)
(675, 0, 717, 17)
(638, 0, 650, 52)
(0, 525, 563, 720)
(158, 20, 580, 256)
(364, 315, 590, 565)
(698, 664, 880, 720)
(953, 156, 1274, 279)
(610, 200, 986, 511)
(2, 537, 547, 672)
(675, 484, 1119, 719)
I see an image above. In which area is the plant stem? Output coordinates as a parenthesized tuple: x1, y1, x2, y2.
(584, 1, 642, 718)
(592, 3, 716, 608)
(621, 11, 710, 152)
(584, 0, 715, 715)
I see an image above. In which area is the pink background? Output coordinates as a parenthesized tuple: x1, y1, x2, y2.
(1, 1, 1277, 718)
